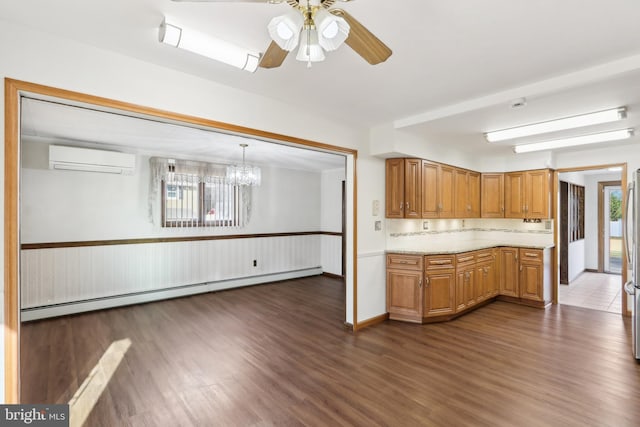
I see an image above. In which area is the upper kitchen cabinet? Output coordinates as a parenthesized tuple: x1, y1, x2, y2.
(481, 173, 505, 218)
(386, 158, 422, 218)
(421, 160, 455, 218)
(454, 169, 480, 218)
(505, 169, 551, 219)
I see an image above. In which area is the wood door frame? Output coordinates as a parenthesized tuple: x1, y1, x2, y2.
(4, 78, 359, 402)
(552, 165, 628, 317)
(598, 181, 622, 273)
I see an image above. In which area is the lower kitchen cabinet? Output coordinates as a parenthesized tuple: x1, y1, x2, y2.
(424, 269, 456, 317)
(387, 254, 424, 322)
(386, 246, 552, 324)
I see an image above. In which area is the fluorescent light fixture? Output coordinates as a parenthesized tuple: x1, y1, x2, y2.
(608, 166, 623, 172)
(486, 107, 627, 142)
(159, 19, 261, 72)
(513, 129, 634, 154)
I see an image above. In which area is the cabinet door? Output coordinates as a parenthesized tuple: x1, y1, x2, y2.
(487, 256, 499, 297)
(519, 261, 543, 301)
(475, 264, 486, 302)
(499, 248, 519, 297)
(424, 270, 455, 317)
(526, 169, 550, 219)
(455, 270, 467, 311)
(439, 165, 455, 218)
(481, 173, 505, 218)
(504, 172, 525, 218)
(404, 159, 422, 218)
(465, 269, 476, 307)
(454, 169, 469, 218)
(385, 159, 405, 218)
(421, 160, 439, 218)
(468, 171, 481, 218)
(387, 269, 423, 322)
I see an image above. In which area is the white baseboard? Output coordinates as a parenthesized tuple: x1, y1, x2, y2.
(21, 267, 323, 321)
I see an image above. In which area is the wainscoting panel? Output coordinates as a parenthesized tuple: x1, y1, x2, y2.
(321, 234, 342, 276)
(21, 235, 322, 310)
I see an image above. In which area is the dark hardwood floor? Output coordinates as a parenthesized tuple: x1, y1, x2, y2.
(21, 276, 640, 426)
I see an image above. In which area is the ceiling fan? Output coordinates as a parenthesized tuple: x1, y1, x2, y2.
(170, 0, 392, 69)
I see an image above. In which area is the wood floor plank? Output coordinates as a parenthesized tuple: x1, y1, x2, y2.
(21, 276, 640, 426)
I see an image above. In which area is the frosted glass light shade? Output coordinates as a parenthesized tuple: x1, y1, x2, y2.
(267, 11, 304, 51)
(314, 9, 350, 51)
(296, 29, 325, 62)
(159, 19, 260, 72)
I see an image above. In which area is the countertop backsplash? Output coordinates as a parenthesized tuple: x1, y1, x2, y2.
(386, 218, 554, 251)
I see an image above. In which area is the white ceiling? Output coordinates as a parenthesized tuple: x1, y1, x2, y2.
(5, 0, 640, 156)
(20, 97, 347, 171)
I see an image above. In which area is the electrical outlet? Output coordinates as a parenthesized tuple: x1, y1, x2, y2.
(253, 260, 257, 267)
(423, 221, 429, 230)
(374, 220, 382, 231)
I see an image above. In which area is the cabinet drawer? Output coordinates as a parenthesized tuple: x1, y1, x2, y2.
(475, 249, 494, 262)
(456, 252, 476, 266)
(425, 255, 455, 271)
(519, 249, 543, 263)
(387, 254, 423, 271)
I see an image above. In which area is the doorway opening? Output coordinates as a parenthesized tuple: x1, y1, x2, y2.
(555, 167, 627, 315)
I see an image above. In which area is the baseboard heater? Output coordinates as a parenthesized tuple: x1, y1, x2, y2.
(21, 267, 322, 321)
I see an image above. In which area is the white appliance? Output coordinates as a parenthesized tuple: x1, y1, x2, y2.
(49, 145, 136, 175)
(624, 170, 640, 359)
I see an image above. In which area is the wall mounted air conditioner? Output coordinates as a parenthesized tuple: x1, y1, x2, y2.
(49, 145, 136, 175)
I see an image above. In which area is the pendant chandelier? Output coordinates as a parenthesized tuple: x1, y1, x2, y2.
(226, 143, 261, 186)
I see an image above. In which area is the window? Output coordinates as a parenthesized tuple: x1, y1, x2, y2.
(161, 173, 240, 227)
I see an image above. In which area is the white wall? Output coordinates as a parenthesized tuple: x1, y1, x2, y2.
(320, 168, 345, 276)
(0, 18, 377, 401)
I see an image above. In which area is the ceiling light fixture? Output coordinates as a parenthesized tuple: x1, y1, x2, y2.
(486, 107, 627, 142)
(608, 166, 623, 172)
(226, 144, 261, 186)
(159, 19, 261, 72)
(268, 0, 350, 67)
(513, 129, 634, 154)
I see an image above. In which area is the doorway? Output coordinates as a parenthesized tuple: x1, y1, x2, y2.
(599, 181, 622, 274)
(555, 167, 627, 316)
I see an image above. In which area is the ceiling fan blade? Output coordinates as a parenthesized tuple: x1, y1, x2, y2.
(259, 41, 289, 68)
(330, 9, 392, 65)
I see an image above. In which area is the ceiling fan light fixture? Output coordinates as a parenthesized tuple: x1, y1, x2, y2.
(159, 19, 261, 72)
(296, 28, 325, 63)
(267, 11, 304, 51)
(314, 8, 350, 51)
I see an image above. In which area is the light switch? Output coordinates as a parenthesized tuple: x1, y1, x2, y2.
(372, 200, 380, 216)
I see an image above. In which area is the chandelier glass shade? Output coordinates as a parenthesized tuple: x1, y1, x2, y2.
(226, 144, 261, 186)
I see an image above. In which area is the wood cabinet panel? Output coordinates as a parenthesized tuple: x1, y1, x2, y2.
(424, 270, 456, 317)
(468, 172, 481, 217)
(454, 168, 468, 218)
(387, 269, 423, 322)
(481, 173, 504, 218)
(387, 254, 423, 271)
(499, 247, 519, 297)
(385, 159, 405, 218)
(404, 159, 422, 218)
(526, 169, 550, 219)
(439, 165, 455, 217)
(504, 172, 525, 218)
(421, 160, 439, 218)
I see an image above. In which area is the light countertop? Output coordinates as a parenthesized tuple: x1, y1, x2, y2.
(386, 240, 554, 256)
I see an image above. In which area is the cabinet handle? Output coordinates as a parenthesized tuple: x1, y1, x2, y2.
(400, 203, 403, 210)
(501, 206, 504, 212)
(425, 277, 430, 286)
(418, 278, 423, 288)
(431, 260, 452, 265)
(406, 202, 409, 209)
(524, 252, 538, 258)
(438, 203, 443, 211)
(520, 265, 523, 271)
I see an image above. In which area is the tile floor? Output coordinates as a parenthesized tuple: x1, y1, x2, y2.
(559, 272, 622, 314)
